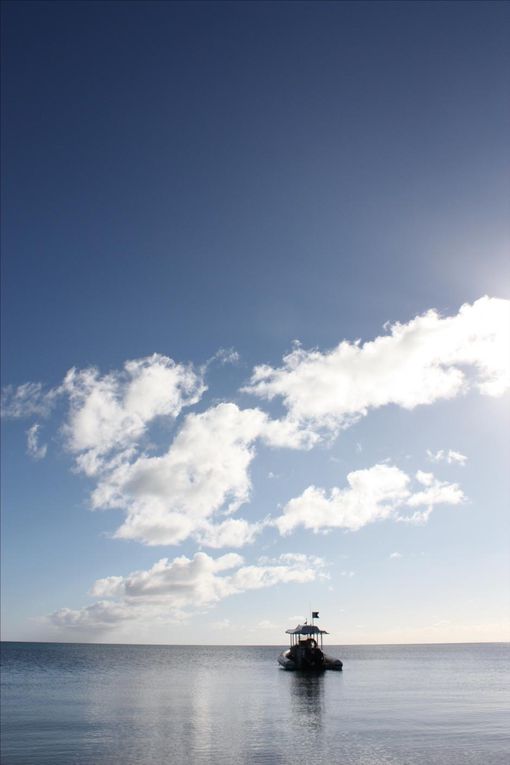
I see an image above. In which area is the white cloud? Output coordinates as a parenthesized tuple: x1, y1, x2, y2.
(415, 470, 435, 486)
(195, 519, 265, 549)
(50, 551, 325, 631)
(408, 469, 465, 512)
(90, 552, 245, 603)
(49, 600, 135, 630)
(275, 463, 465, 535)
(3, 299, 502, 557)
(4, 360, 319, 551)
(447, 450, 467, 466)
(258, 552, 327, 570)
(26, 424, 47, 460)
(276, 464, 409, 535)
(92, 403, 264, 545)
(245, 297, 510, 433)
(2, 354, 206, 471)
(426, 449, 468, 466)
(62, 354, 206, 475)
(91, 402, 312, 548)
(6, 357, 311, 551)
(401, 470, 465, 524)
(389, 552, 402, 559)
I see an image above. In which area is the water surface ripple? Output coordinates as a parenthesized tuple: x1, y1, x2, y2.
(1, 642, 508, 764)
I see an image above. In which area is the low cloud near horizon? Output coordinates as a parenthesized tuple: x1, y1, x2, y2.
(49, 552, 327, 633)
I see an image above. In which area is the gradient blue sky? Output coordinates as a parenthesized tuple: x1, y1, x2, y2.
(1, 1, 509, 644)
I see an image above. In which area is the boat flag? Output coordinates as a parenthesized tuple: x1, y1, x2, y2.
(312, 611, 319, 619)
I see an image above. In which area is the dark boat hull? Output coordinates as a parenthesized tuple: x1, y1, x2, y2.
(278, 648, 342, 671)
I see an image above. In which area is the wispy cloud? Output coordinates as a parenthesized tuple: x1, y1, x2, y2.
(208, 347, 241, 366)
(426, 449, 467, 466)
(1, 382, 61, 419)
(26, 424, 47, 460)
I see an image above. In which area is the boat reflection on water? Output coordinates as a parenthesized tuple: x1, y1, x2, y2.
(284, 670, 333, 764)
(290, 671, 325, 733)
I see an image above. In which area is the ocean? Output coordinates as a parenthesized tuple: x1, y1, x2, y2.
(1, 642, 508, 764)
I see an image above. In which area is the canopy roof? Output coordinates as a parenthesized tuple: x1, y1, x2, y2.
(285, 624, 328, 636)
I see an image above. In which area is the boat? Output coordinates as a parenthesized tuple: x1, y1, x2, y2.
(278, 613, 343, 671)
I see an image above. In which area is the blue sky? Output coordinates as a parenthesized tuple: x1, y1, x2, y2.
(1, 1, 509, 645)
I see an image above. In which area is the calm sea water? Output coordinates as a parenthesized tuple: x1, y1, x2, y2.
(1, 642, 508, 764)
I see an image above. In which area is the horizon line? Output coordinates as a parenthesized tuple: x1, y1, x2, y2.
(2, 639, 509, 648)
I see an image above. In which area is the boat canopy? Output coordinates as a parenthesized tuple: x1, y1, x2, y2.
(285, 624, 328, 636)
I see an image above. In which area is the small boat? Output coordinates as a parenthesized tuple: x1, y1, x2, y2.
(278, 613, 343, 671)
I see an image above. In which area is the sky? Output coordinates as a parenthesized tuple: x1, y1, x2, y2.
(1, 0, 509, 646)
